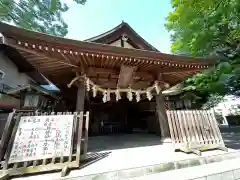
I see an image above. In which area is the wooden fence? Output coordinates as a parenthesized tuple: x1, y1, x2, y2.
(166, 109, 228, 155)
(0, 110, 89, 178)
(0, 113, 9, 139)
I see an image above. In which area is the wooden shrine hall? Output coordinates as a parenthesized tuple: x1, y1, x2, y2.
(0, 22, 213, 140)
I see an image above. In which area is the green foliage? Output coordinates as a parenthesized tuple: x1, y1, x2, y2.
(0, 0, 86, 37)
(166, 0, 240, 56)
(183, 49, 240, 96)
(166, 0, 240, 98)
(202, 94, 223, 109)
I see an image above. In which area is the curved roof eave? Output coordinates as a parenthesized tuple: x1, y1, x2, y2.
(0, 22, 215, 65)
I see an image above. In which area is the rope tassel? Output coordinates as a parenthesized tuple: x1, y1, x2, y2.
(135, 91, 141, 102)
(154, 81, 161, 94)
(92, 85, 97, 97)
(127, 88, 133, 101)
(86, 78, 90, 91)
(146, 90, 153, 101)
(102, 90, 107, 103)
(115, 89, 121, 101)
(107, 90, 111, 102)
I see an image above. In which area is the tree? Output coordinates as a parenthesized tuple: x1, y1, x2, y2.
(165, 0, 240, 57)
(165, 0, 240, 99)
(0, 0, 86, 37)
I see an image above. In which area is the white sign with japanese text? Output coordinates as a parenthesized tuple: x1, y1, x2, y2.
(9, 115, 74, 163)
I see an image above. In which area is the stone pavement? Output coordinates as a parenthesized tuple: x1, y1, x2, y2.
(12, 132, 240, 180)
(126, 157, 240, 180)
(13, 134, 237, 180)
(55, 151, 240, 180)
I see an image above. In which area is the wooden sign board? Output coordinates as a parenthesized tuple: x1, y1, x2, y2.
(8, 115, 74, 163)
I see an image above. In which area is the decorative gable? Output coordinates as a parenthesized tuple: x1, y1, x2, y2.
(85, 22, 159, 52)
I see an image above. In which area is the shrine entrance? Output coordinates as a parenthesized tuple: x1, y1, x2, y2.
(88, 94, 161, 136)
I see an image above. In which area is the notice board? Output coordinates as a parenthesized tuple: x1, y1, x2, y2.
(8, 115, 74, 163)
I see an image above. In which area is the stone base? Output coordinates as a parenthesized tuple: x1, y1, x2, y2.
(161, 138, 172, 143)
(66, 150, 238, 180)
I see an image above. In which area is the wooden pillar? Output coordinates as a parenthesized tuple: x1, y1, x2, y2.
(76, 82, 85, 112)
(75, 81, 87, 157)
(156, 92, 170, 140)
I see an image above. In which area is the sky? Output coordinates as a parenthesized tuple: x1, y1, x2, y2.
(63, 0, 173, 53)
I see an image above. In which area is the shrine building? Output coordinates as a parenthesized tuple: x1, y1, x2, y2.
(0, 22, 213, 140)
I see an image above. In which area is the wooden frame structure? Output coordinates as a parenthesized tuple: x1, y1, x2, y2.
(166, 109, 228, 155)
(0, 110, 89, 178)
(0, 22, 213, 90)
(0, 22, 217, 156)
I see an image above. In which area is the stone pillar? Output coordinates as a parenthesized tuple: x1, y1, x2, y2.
(76, 82, 85, 112)
(156, 92, 171, 142)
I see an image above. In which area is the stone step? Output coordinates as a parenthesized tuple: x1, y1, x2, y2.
(127, 157, 240, 180)
(59, 151, 240, 180)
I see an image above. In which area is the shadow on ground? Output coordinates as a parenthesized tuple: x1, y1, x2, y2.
(221, 127, 240, 150)
(79, 152, 111, 169)
(88, 133, 162, 152)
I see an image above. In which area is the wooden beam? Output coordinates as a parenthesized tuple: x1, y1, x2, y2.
(161, 69, 201, 74)
(134, 71, 155, 80)
(117, 65, 137, 88)
(76, 81, 85, 112)
(87, 67, 119, 75)
(5, 38, 79, 69)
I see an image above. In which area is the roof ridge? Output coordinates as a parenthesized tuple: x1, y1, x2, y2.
(84, 22, 125, 42)
(85, 22, 159, 52)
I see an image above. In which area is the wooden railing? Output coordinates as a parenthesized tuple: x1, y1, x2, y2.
(166, 109, 227, 155)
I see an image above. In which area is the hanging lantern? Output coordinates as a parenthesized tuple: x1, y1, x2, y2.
(107, 90, 111, 102)
(127, 88, 133, 101)
(102, 90, 107, 103)
(86, 78, 90, 91)
(135, 91, 141, 102)
(115, 89, 121, 101)
(92, 85, 97, 97)
(154, 81, 161, 94)
(146, 90, 153, 101)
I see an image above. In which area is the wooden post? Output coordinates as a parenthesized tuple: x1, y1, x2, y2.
(76, 82, 85, 112)
(156, 92, 171, 141)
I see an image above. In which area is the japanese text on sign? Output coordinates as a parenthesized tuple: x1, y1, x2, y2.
(9, 115, 74, 163)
